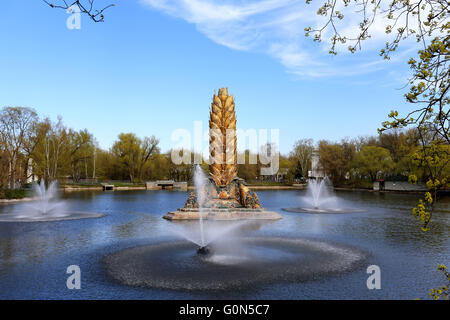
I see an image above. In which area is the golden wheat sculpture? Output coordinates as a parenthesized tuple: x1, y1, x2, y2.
(209, 88, 238, 187)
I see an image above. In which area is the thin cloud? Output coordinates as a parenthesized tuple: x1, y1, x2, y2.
(140, 0, 417, 78)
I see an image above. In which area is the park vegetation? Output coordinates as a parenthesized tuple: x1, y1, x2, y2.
(7, 0, 450, 299)
(1, 106, 447, 195)
(305, 0, 449, 300)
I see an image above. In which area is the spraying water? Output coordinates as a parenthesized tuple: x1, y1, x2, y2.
(193, 165, 207, 247)
(283, 177, 365, 213)
(0, 180, 105, 222)
(168, 165, 250, 252)
(18, 180, 68, 218)
(304, 177, 339, 209)
(169, 220, 248, 247)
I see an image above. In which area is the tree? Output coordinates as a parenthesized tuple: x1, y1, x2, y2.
(305, 0, 449, 169)
(318, 140, 355, 184)
(290, 139, 314, 178)
(409, 134, 450, 231)
(0, 145, 9, 191)
(381, 37, 449, 143)
(94, 147, 118, 180)
(43, 0, 114, 22)
(279, 156, 296, 183)
(138, 136, 160, 182)
(354, 146, 393, 181)
(379, 129, 419, 175)
(318, 141, 345, 184)
(305, 0, 449, 188)
(67, 129, 95, 182)
(111, 133, 142, 183)
(109, 133, 160, 183)
(237, 150, 259, 181)
(31, 116, 70, 181)
(305, 1, 449, 298)
(144, 153, 171, 181)
(305, 0, 448, 57)
(0, 107, 38, 188)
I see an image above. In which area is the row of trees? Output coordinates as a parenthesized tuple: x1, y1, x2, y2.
(315, 129, 424, 185)
(289, 128, 450, 189)
(0, 107, 161, 189)
(1, 106, 449, 190)
(0, 106, 286, 187)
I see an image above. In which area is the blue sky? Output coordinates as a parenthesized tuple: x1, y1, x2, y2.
(0, 0, 416, 153)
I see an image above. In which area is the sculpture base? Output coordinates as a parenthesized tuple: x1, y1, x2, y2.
(163, 208, 282, 221)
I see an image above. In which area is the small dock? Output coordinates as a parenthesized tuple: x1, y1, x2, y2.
(101, 183, 114, 191)
(146, 180, 187, 191)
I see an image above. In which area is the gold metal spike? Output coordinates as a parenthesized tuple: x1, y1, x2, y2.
(209, 88, 237, 186)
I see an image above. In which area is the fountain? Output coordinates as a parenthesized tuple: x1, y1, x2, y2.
(283, 177, 364, 213)
(23, 180, 68, 217)
(169, 165, 254, 255)
(103, 88, 368, 291)
(0, 180, 105, 222)
(164, 88, 282, 221)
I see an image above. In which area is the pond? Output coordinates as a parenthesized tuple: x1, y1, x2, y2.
(0, 189, 448, 299)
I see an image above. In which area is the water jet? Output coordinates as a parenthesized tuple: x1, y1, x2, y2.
(0, 180, 105, 222)
(283, 178, 365, 214)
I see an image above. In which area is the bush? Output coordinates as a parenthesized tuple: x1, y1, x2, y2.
(1, 189, 29, 199)
(246, 181, 290, 186)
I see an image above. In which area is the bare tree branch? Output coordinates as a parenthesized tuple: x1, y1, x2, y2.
(43, 0, 114, 22)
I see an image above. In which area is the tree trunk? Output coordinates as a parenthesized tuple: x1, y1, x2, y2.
(10, 153, 17, 189)
(129, 171, 134, 183)
(8, 160, 13, 189)
(92, 148, 96, 179)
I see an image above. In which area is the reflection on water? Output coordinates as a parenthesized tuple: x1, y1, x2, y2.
(0, 189, 449, 299)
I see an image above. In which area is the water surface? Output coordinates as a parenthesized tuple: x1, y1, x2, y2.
(0, 189, 448, 299)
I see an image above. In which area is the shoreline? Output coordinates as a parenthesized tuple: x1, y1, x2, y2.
(248, 185, 306, 190)
(1, 185, 431, 202)
(186, 184, 306, 191)
(334, 187, 429, 194)
(62, 185, 309, 192)
(62, 186, 146, 192)
(0, 197, 36, 204)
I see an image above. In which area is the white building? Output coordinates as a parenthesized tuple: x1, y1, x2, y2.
(26, 158, 36, 184)
(308, 149, 324, 179)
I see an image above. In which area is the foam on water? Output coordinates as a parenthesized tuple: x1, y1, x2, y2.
(103, 237, 368, 290)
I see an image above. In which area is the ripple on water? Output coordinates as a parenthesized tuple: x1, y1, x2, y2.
(103, 237, 368, 290)
(0, 212, 105, 222)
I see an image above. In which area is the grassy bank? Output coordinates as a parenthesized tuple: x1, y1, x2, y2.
(62, 182, 146, 189)
(0, 189, 31, 200)
(335, 181, 374, 190)
(246, 181, 291, 187)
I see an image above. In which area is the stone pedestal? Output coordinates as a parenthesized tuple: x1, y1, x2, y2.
(164, 177, 282, 221)
(163, 207, 282, 220)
